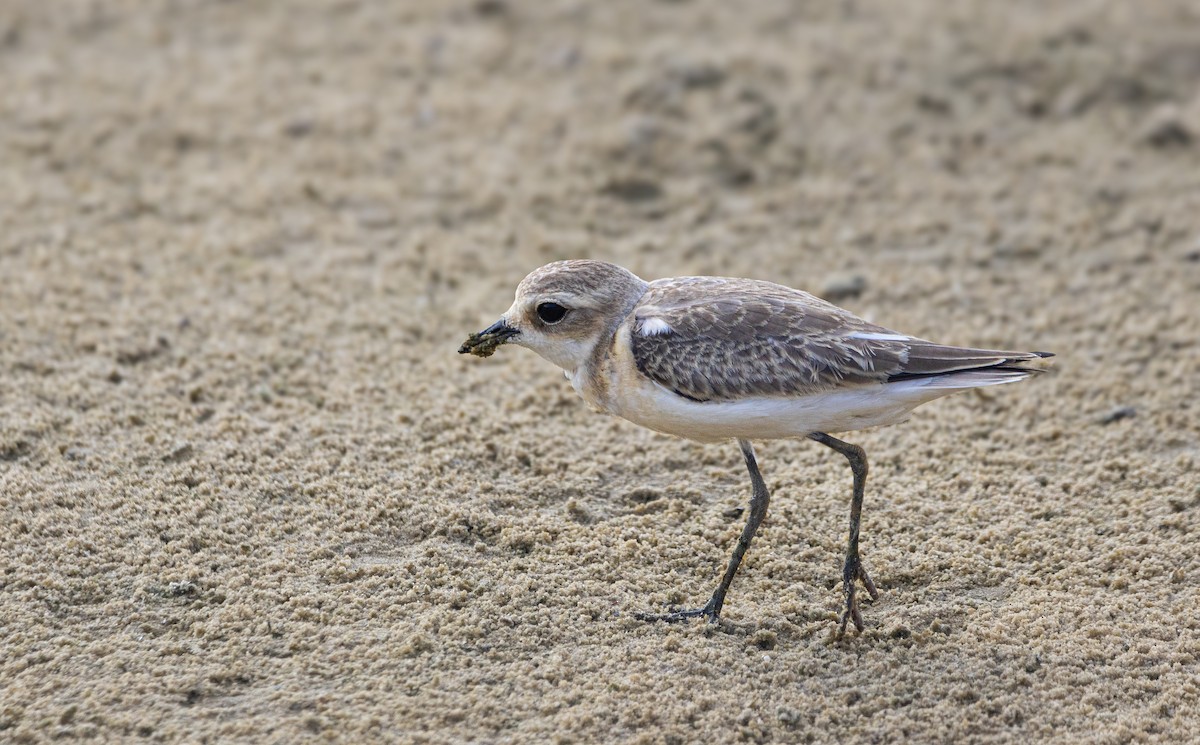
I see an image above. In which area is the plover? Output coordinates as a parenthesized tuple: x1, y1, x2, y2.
(459, 260, 1051, 634)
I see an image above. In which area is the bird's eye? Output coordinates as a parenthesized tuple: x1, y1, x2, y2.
(536, 302, 568, 324)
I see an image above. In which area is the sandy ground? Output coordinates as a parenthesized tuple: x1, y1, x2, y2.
(3, 1, 1200, 742)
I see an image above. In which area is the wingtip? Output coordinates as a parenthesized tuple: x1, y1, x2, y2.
(1013, 350, 1055, 374)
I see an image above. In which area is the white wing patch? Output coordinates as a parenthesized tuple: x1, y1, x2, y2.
(637, 317, 673, 336)
(847, 332, 911, 342)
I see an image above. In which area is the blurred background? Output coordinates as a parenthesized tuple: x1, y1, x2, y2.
(2, 2, 1198, 742)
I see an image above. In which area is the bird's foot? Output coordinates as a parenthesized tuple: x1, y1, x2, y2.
(838, 558, 879, 637)
(635, 597, 722, 624)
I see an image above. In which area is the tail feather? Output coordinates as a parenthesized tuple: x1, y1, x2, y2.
(888, 343, 1053, 384)
(898, 367, 1035, 390)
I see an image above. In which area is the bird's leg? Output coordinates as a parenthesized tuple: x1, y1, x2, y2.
(637, 439, 770, 624)
(809, 432, 879, 635)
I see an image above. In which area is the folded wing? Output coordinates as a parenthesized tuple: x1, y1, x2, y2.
(630, 278, 1050, 402)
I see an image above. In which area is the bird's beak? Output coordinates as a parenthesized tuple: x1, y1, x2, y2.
(458, 318, 519, 358)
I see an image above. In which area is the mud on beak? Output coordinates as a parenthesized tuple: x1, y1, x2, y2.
(458, 318, 519, 358)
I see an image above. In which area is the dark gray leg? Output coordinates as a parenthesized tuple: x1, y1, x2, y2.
(637, 439, 770, 624)
(809, 432, 880, 635)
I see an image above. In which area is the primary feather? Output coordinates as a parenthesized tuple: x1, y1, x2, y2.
(630, 276, 1048, 404)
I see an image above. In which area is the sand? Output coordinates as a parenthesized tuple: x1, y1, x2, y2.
(2, 1, 1199, 742)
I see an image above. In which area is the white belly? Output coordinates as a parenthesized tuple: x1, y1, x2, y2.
(612, 380, 901, 442)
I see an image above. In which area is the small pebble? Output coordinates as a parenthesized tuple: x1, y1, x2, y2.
(1098, 406, 1136, 425)
(1138, 105, 1193, 149)
(821, 273, 867, 302)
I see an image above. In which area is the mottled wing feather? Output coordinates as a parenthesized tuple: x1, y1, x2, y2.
(630, 279, 904, 401)
(630, 277, 1047, 402)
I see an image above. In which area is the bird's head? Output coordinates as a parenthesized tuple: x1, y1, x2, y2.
(458, 260, 648, 373)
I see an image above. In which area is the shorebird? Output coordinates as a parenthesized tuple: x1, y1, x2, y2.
(459, 260, 1051, 634)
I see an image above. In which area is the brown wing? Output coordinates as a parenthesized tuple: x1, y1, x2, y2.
(630, 277, 1050, 402)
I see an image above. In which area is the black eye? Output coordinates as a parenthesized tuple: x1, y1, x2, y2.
(536, 302, 568, 324)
